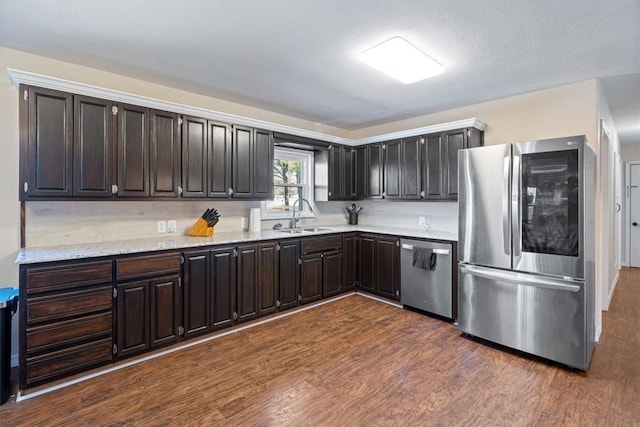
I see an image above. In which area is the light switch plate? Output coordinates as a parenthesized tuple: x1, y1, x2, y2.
(157, 220, 167, 233)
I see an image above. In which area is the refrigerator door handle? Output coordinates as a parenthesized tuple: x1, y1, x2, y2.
(503, 152, 511, 256)
(512, 153, 521, 258)
(460, 264, 581, 293)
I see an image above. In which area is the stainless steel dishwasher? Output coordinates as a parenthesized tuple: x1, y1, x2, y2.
(400, 239, 453, 319)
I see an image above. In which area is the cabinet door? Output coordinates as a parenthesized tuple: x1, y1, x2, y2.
(329, 144, 344, 200)
(150, 110, 181, 198)
(354, 146, 368, 199)
(384, 140, 402, 199)
(117, 104, 149, 197)
(116, 280, 149, 356)
(232, 125, 254, 198)
(323, 250, 343, 298)
(150, 275, 181, 347)
(343, 146, 354, 199)
(367, 143, 384, 199)
(376, 236, 400, 300)
(423, 133, 443, 199)
(300, 253, 322, 304)
(358, 234, 376, 291)
(26, 87, 73, 197)
(208, 121, 232, 198)
(73, 95, 113, 197)
(257, 242, 278, 316)
(342, 233, 359, 291)
(253, 129, 274, 199)
(182, 250, 210, 338)
(210, 247, 236, 330)
(401, 136, 422, 199)
(443, 129, 466, 199)
(181, 116, 208, 198)
(237, 245, 259, 322)
(278, 240, 300, 310)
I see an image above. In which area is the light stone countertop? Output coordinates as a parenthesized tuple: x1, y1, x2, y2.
(15, 225, 457, 265)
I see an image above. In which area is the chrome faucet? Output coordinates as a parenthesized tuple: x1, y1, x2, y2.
(290, 198, 314, 229)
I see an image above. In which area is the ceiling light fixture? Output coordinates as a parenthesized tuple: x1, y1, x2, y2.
(359, 37, 445, 84)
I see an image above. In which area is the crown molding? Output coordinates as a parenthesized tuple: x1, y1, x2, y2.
(7, 68, 486, 145)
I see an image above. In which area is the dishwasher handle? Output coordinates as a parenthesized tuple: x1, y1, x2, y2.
(401, 244, 449, 255)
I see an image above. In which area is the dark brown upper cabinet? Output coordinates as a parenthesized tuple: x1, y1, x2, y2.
(117, 104, 149, 197)
(149, 110, 181, 198)
(383, 140, 401, 199)
(23, 87, 73, 198)
(401, 136, 422, 199)
(181, 116, 208, 198)
(367, 143, 384, 199)
(343, 146, 354, 199)
(354, 146, 368, 199)
(329, 144, 354, 200)
(253, 129, 274, 199)
(208, 121, 232, 198)
(73, 95, 114, 197)
(232, 125, 253, 198)
(423, 128, 483, 200)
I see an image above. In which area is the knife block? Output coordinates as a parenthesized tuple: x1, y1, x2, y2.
(188, 218, 214, 237)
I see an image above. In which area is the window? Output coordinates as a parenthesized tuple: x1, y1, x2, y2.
(261, 147, 315, 219)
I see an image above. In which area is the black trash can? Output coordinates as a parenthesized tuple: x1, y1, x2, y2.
(0, 287, 18, 405)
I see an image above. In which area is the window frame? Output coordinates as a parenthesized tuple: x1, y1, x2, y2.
(261, 147, 316, 220)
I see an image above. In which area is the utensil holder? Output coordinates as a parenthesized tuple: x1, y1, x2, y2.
(348, 212, 359, 225)
(188, 218, 214, 237)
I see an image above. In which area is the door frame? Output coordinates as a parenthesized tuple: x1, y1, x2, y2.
(625, 161, 640, 267)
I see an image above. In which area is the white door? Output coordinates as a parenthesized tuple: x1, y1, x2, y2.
(630, 163, 640, 267)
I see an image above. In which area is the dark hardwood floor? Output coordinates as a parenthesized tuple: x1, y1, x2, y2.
(1, 268, 639, 426)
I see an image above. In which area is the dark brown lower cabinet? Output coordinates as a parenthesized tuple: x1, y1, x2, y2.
(182, 250, 210, 338)
(358, 234, 400, 301)
(323, 250, 343, 297)
(342, 233, 359, 291)
(210, 247, 236, 330)
(300, 253, 323, 304)
(258, 242, 278, 316)
(278, 240, 300, 310)
(116, 274, 181, 357)
(236, 245, 259, 323)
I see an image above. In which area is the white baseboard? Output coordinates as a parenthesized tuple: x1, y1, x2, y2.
(607, 270, 620, 308)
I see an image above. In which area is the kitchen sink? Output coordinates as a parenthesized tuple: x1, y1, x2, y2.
(277, 227, 334, 234)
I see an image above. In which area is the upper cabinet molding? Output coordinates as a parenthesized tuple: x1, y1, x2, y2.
(8, 68, 486, 146)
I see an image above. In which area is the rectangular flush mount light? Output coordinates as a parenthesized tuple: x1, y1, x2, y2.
(359, 37, 444, 84)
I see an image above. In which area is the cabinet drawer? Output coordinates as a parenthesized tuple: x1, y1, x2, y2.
(116, 252, 180, 281)
(26, 338, 112, 385)
(301, 236, 342, 254)
(26, 260, 112, 294)
(26, 311, 112, 355)
(27, 285, 112, 324)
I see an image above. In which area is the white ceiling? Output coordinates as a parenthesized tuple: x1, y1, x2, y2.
(1, 1, 639, 142)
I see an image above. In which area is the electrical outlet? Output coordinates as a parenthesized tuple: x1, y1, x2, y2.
(157, 220, 167, 233)
(419, 216, 426, 227)
(167, 220, 176, 233)
(241, 217, 248, 229)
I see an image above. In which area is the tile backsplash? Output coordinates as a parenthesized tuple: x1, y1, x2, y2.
(25, 200, 458, 247)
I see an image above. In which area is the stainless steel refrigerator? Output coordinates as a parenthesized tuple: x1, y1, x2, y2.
(458, 135, 595, 370)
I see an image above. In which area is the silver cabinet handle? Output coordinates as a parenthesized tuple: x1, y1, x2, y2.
(401, 244, 449, 255)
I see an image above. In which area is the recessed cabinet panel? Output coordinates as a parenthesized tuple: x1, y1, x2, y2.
(443, 130, 465, 199)
(117, 281, 150, 356)
(182, 251, 210, 337)
(354, 147, 368, 199)
(209, 121, 232, 198)
(358, 235, 376, 291)
(376, 237, 400, 300)
(401, 137, 422, 199)
(117, 104, 149, 197)
(323, 249, 342, 298)
(253, 129, 274, 199)
(343, 147, 354, 199)
(424, 134, 443, 198)
(150, 275, 181, 347)
(237, 245, 259, 322)
(258, 242, 278, 316)
(300, 253, 322, 304)
(27, 87, 73, 197)
(278, 240, 300, 310)
(232, 126, 253, 198)
(73, 95, 113, 197)
(211, 247, 236, 329)
(384, 140, 402, 199)
(150, 110, 181, 197)
(343, 234, 359, 291)
(182, 116, 208, 198)
(368, 143, 384, 199)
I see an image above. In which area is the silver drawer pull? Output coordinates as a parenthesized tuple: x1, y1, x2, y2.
(433, 249, 450, 255)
